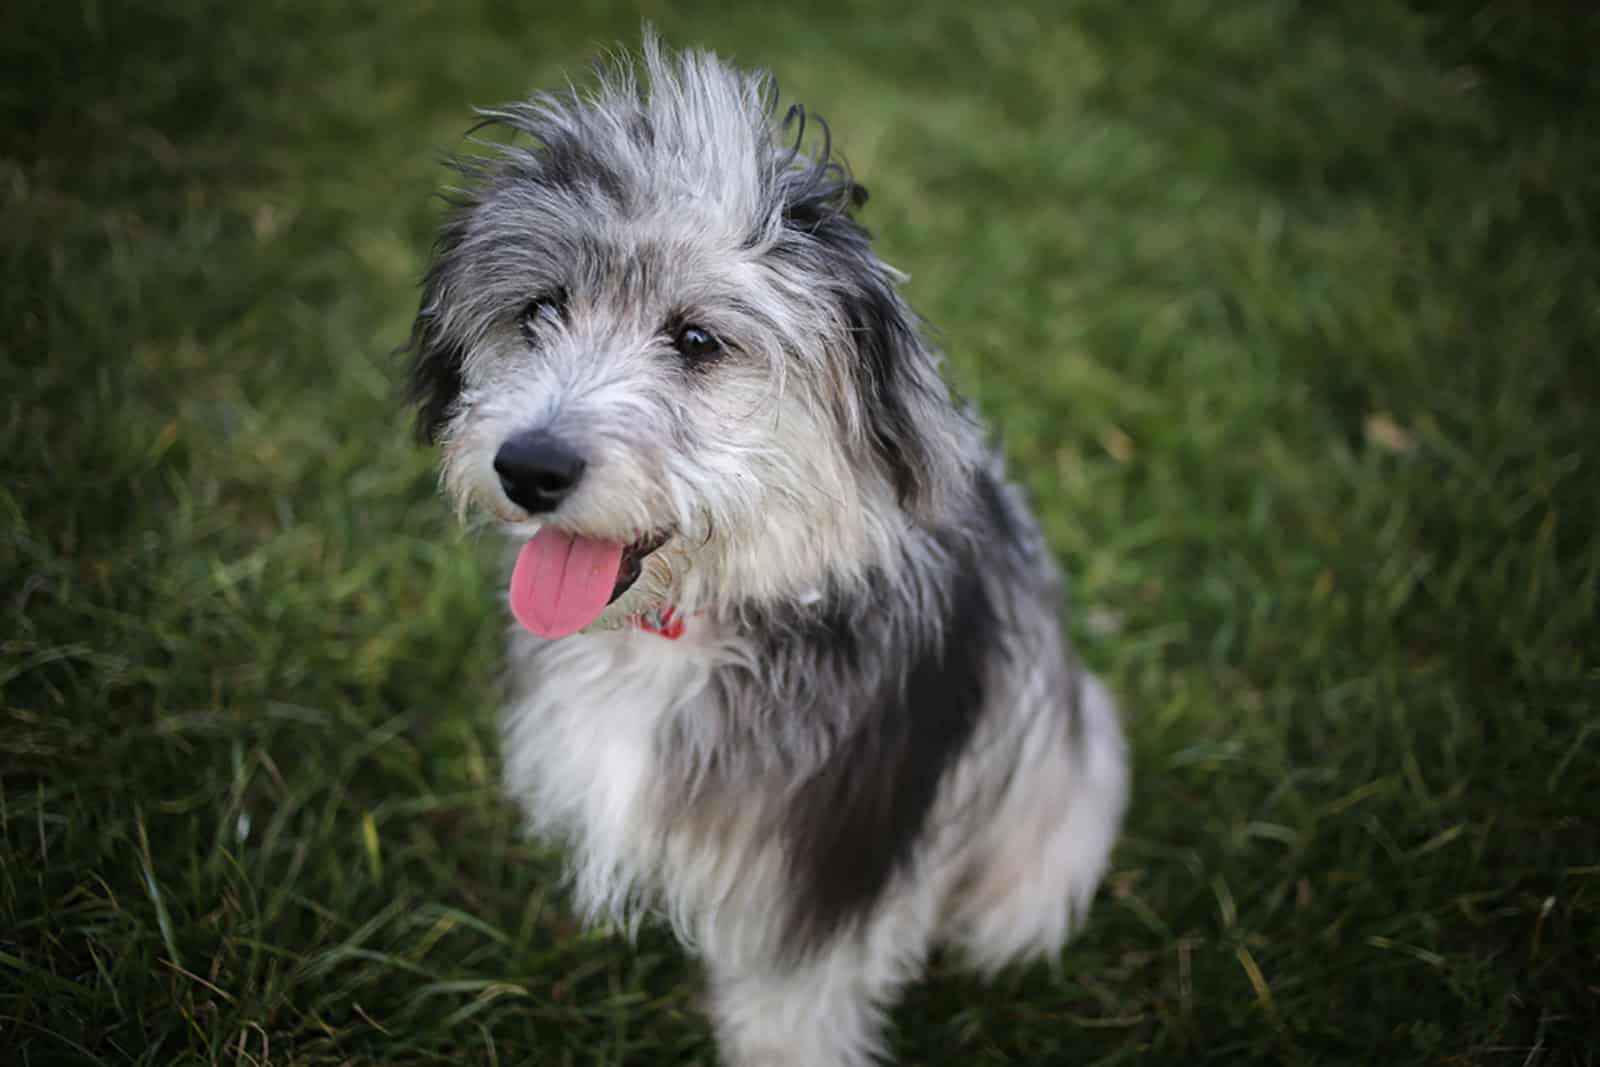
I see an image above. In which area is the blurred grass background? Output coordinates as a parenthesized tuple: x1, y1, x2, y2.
(3, 1, 1598, 1063)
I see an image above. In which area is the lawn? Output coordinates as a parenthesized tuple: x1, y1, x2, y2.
(3, 1, 1597, 1063)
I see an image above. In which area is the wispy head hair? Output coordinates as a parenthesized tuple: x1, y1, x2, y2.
(457, 32, 866, 258)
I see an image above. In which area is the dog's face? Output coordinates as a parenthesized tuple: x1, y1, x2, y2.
(408, 43, 969, 634)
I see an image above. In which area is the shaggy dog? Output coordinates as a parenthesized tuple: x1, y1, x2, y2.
(405, 36, 1129, 1066)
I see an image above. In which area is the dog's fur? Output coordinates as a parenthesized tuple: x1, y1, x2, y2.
(406, 37, 1129, 1066)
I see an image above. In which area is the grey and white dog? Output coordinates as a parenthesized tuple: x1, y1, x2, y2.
(406, 36, 1129, 1066)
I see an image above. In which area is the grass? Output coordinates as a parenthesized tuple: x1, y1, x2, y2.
(3, 0, 1598, 1063)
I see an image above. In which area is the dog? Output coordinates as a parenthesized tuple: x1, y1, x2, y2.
(405, 36, 1129, 1066)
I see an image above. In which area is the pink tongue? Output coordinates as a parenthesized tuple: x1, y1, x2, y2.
(508, 528, 626, 639)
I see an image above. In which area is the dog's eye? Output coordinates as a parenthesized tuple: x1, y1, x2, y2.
(520, 289, 567, 340)
(673, 323, 722, 363)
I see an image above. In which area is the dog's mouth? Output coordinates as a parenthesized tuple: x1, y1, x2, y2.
(610, 529, 671, 604)
(508, 526, 671, 640)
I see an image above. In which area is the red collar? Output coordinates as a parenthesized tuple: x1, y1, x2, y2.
(629, 605, 686, 640)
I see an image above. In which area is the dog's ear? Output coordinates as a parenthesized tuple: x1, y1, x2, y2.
(779, 161, 968, 521)
(834, 245, 967, 522)
(404, 215, 471, 443)
(405, 303, 466, 443)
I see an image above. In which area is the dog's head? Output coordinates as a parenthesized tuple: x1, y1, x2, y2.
(407, 37, 974, 636)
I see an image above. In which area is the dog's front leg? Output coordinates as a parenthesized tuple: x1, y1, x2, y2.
(705, 936, 916, 1067)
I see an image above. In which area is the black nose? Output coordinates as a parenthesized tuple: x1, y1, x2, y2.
(494, 431, 586, 514)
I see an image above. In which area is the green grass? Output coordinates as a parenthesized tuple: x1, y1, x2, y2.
(4, 1, 1598, 1063)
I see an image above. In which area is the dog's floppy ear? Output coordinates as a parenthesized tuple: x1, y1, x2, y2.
(405, 217, 471, 443)
(832, 247, 967, 522)
(777, 135, 968, 521)
(405, 305, 466, 443)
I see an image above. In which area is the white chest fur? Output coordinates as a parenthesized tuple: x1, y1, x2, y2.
(499, 625, 729, 932)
